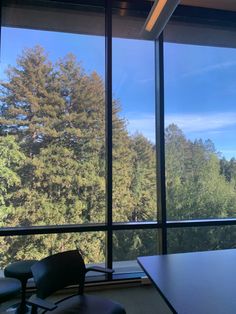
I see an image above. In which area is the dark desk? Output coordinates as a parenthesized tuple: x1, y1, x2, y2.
(138, 249, 236, 314)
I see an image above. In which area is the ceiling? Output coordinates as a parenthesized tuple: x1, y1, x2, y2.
(7, 1, 236, 14)
(180, 0, 236, 12)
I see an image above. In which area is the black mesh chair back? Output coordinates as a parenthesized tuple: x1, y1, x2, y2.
(31, 250, 86, 299)
(29, 250, 126, 314)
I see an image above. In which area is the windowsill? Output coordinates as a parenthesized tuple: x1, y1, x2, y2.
(0, 260, 145, 288)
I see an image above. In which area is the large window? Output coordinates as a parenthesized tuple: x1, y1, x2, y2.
(112, 37, 156, 223)
(164, 42, 236, 221)
(1, 26, 106, 227)
(168, 226, 236, 254)
(0, 232, 105, 269)
(164, 7, 236, 254)
(1, 1, 236, 277)
(0, 0, 107, 267)
(111, 6, 159, 272)
(0, 0, 159, 273)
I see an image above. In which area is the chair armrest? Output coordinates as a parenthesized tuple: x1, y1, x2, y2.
(86, 266, 114, 274)
(27, 294, 57, 311)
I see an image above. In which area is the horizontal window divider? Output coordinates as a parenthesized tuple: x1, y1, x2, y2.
(0, 221, 163, 236)
(1, 219, 235, 237)
(167, 218, 236, 228)
(112, 221, 161, 230)
(0, 223, 107, 236)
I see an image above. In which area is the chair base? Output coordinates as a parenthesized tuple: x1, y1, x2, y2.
(47, 294, 126, 314)
(5, 302, 31, 314)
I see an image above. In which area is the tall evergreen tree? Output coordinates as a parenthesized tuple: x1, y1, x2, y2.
(130, 133, 156, 221)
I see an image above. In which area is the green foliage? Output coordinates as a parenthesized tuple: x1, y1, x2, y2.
(130, 133, 156, 221)
(0, 136, 25, 224)
(165, 124, 236, 220)
(165, 125, 236, 253)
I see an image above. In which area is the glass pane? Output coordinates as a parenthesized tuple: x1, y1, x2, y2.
(168, 226, 236, 253)
(164, 27, 236, 220)
(112, 8, 157, 223)
(0, 2, 106, 226)
(113, 229, 160, 274)
(0, 232, 105, 270)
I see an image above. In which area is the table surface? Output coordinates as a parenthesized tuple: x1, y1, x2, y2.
(137, 249, 236, 314)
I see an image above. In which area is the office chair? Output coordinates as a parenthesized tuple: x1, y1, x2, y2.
(28, 250, 126, 314)
(4, 259, 37, 313)
(0, 277, 21, 304)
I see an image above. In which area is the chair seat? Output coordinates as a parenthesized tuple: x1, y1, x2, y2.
(44, 294, 126, 314)
(0, 278, 21, 302)
(4, 260, 37, 281)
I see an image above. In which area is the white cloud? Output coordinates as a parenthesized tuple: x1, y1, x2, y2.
(126, 114, 155, 142)
(125, 112, 236, 142)
(182, 61, 236, 78)
(137, 77, 154, 84)
(165, 112, 236, 133)
(218, 150, 236, 160)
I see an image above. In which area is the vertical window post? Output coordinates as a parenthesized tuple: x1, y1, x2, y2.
(155, 33, 167, 254)
(105, 0, 113, 276)
(0, 0, 2, 59)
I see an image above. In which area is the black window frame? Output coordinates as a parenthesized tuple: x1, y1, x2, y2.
(0, 1, 236, 281)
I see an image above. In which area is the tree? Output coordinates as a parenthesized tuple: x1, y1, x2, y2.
(130, 133, 156, 221)
(0, 136, 25, 224)
(165, 124, 190, 220)
(0, 47, 108, 265)
(165, 124, 236, 252)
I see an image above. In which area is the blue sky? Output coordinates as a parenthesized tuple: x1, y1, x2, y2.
(1, 27, 236, 160)
(165, 43, 236, 159)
